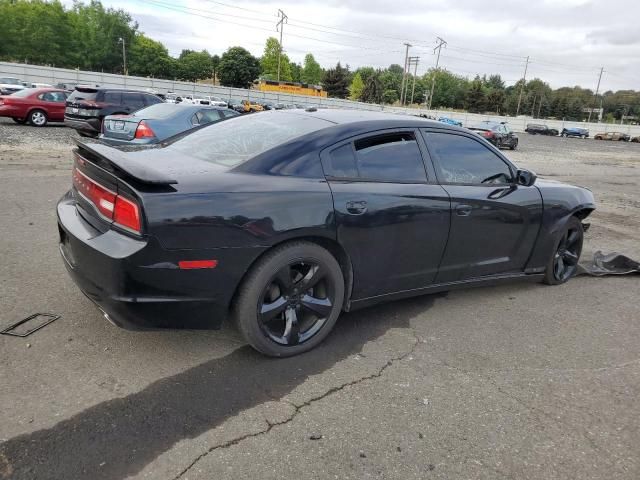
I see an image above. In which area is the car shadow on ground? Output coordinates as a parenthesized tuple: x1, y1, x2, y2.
(0, 294, 443, 480)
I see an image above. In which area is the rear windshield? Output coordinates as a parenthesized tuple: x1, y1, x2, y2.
(67, 89, 98, 102)
(132, 103, 185, 119)
(169, 112, 333, 167)
(10, 89, 36, 97)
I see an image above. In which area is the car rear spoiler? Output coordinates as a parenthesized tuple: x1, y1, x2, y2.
(74, 139, 178, 185)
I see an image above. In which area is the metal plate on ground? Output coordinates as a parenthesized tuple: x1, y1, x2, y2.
(1, 313, 60, 337)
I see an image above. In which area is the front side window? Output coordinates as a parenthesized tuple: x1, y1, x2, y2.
(424, 132, 513, 185)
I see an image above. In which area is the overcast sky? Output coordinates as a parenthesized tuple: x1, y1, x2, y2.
(70, 0, 638, 91)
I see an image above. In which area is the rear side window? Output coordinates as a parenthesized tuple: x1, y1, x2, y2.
(192, 109, 222, 125)
(324, 132, 427, 182)
(103, 91, 122, 104)
(122, 92, 145, 109)
(424, 132, 513, 185)
(143, 94, 163, 106)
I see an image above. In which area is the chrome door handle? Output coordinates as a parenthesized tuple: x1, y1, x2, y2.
(346, 200, 367, 215)
(455, 204, 472, 216)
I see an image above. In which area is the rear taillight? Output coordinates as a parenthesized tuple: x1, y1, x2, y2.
(134, 121, 155, 139)
(72, 165, 142, 234)
(483, 131, 494, 138)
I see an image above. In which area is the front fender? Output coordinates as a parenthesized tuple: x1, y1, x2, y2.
(525, 180, 595, 272)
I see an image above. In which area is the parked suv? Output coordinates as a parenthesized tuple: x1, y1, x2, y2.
(64, 87, 163, 137)
(525, 123, 559, 136)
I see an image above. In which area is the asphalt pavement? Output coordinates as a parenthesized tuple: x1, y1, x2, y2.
(0, 118, 639, 479)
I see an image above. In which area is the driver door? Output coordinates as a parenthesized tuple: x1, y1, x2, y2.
(421, 130, 543, 283)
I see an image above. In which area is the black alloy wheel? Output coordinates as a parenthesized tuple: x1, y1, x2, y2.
(544, 217, 583, 285)
(234, 242, 344, 357)
(259, 261, 333, 346)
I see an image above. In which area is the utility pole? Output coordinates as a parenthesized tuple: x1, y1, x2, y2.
(408, 56, 420, 105)
(428, 37, 447, 110)
(399, 43, 411, 105)
(276, 9, 288, 82)
(515, 56, 529, 117)
(587, 67, 604, 123)
(118, 37, 127, 75)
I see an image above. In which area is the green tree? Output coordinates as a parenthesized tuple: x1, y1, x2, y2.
(301, 53, 322, 85)
(360, 70, 383, 104)
(323, 62, 350, 98)
(290, 62, 302, 83)
(465, 76, 487, 113)
(382, 89, 399, 104)
(177, 50, 213, 82)
(128, 34, 172, 77)
(211, 54, 220, 83)
(260, 37, 292, 81)
(348, 72, 365, 100)
(218, 46, 261, 88)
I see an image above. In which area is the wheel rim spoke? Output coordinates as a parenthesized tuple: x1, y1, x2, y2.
(282, 308, 300, 345)
(300, 294, 332, 318)
(260, 296, 287, 324)
(566, 229, 580, 249)
(299, 264, 324, 291)
(563, 250, 579, 266)
(274, 265, 293, 293)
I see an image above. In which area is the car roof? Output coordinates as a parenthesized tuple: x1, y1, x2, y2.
(283, 108, 446, 128)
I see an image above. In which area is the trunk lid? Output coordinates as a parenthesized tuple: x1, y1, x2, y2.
(102, 115, 141, 140)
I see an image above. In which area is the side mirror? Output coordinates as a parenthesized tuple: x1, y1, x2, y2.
(516, 169, 537, 187)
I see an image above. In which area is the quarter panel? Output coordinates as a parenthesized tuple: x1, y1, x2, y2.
(143, 175, 336, 250)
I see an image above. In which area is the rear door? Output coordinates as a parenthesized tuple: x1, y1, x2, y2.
(421, 129, 542, 283)
(39, 91, 67, 120)
(321, 129, 451, 299)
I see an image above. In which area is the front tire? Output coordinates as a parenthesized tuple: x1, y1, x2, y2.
(234, 241, 345, 357)
(29, 109, 48, 127)
(543, 216, 584, 285)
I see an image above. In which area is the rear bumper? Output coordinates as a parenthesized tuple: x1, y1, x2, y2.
(57, 191, 247, 330)
(65, 116, 101, 133)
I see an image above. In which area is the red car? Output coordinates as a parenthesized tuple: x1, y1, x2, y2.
(0, 88, 68, 126)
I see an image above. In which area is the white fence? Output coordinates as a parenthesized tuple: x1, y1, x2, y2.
(2, 61, 639, 137)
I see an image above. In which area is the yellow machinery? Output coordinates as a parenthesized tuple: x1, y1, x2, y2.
(241, 100, 264, 112)
(253, 79, 327, 98)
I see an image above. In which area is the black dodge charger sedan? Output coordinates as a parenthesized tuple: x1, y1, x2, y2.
(57, 110, 595, 356)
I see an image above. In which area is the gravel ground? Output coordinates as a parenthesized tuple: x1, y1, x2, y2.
(0, 117, 639, 480)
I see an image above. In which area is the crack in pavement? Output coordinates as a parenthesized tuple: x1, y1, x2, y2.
(172, 331, 423, 480)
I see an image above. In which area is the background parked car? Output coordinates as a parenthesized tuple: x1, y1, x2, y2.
(525, 123, 559, 136)
(631, 136, 640, 143)
(438, 116, 463, 127)
(468, 121, 518, 149)
(100, 103, 239, 146)
(0, 87, 68, 126)
(0, 77, 26, 95)
(594, 132, 630, 141)
(561, 127, 589, 138)
(64, 87, 163, 137)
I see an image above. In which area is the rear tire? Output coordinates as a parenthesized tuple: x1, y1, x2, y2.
(543, 216, 584, 285)
(28, 109, 48, 127)
(233, 241, 345, 357)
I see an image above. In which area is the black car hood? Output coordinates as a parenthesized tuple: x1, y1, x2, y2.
(535, 178, 596, 210)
